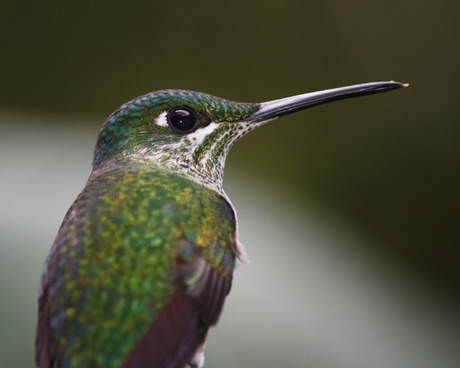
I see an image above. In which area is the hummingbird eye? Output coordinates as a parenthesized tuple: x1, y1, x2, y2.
(167, 107, 199, 134)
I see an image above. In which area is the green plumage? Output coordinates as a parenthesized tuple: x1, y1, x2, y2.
(46, 162, 236, 367)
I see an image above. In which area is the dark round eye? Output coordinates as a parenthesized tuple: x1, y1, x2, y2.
(168, 107, 198, 133)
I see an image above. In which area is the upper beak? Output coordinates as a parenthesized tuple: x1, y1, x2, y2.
(244, 81, 408, 122)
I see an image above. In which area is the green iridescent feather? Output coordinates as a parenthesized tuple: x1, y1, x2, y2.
(46, 163, 237, 367)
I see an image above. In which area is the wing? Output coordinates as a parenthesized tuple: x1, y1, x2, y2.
(120, 238, 234, 368)
(36, 201, 80, 368)
(36, 273, 52, 368)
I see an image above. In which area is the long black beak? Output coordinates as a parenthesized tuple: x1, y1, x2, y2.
(245, 81, 407, 122)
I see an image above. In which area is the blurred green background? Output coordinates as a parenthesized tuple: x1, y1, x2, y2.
(1, 1, 459, 367)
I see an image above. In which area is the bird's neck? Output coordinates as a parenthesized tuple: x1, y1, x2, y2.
(92, 152, 228, 197)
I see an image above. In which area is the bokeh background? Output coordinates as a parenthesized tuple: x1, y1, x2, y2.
(1, 1, 459, 367)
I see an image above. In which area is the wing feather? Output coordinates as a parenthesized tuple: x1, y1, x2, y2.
(121, 238, 233, 367)
(36, 274, 54, 368)
(120, 292, 199, 368)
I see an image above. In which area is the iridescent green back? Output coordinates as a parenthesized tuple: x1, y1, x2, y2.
(45, 162, 237, 367)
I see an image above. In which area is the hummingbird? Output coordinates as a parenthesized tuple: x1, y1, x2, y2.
(36, 81, 406, 368)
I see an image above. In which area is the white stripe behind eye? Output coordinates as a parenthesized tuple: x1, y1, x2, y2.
(187, 122, 220, 145)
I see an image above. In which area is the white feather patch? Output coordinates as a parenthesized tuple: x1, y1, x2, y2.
(153, 111, 168, 127)
(187, 122, 220, 145)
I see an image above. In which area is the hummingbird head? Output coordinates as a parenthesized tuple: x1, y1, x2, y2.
(93, 90, 261, 190)
(94, 82, 406, 192)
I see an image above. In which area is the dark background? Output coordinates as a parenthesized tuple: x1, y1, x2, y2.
(1, 1, 459, 367)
